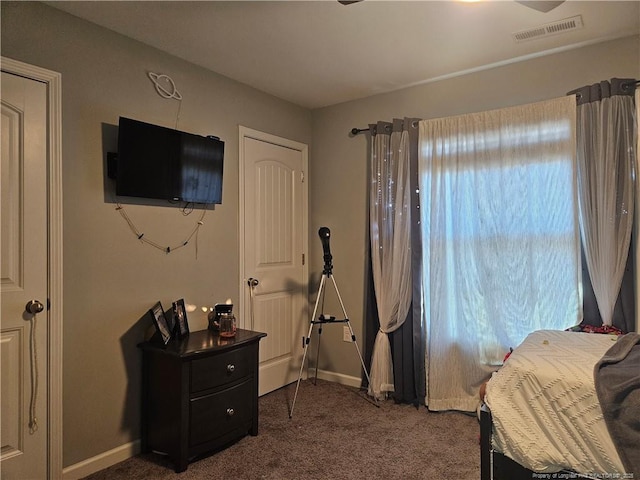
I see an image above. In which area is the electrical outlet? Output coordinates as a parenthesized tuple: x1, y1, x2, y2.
(343, 326, 352, 342)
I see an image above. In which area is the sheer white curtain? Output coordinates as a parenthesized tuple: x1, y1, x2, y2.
(575, 82, 636, 327)
(367, 121, 412, 400)
(418, 96, 580, 411)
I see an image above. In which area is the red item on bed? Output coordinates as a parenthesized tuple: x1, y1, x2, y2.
(565, 323, 624, 335)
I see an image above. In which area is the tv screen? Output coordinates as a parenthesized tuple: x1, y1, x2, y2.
(116, 117, 224, 204)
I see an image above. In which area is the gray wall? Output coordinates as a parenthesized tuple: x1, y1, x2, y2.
(309, 35, 640, 378)
(1, 1, 311, 467)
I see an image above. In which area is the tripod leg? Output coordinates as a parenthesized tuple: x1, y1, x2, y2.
(289, 319, 314, 418)
(314, 324, 322, 385)
(345, 319, 372, 387)
(289, 274, 327, 419)
(330, 275, 372, 387)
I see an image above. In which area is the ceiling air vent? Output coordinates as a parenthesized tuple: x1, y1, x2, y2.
(513, 15, 583, 43)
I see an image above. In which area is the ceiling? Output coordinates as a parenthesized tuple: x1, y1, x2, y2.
(46, 1, 639, 109)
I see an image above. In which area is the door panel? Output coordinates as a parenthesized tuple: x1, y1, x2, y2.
(1, 329, 23, 459)
(241, 131, 308, 396)
(1, 71, 48, 479)
(254, 292, 293, 363)
(1, 102, 23, 292)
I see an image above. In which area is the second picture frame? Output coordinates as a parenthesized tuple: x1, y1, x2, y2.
(172, 298, 189, 338)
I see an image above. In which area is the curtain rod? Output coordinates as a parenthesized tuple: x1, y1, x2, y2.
(350, 120, 419, 136)
(353, 80, 639, 136)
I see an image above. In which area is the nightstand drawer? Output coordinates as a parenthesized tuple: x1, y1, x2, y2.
(190, 379, 253, 446)
(191, 347, 254, 393)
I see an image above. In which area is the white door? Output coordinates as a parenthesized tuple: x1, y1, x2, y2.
(1, 60, 63, 479)
(1, 71, 48, 479)
(240, 127, 308, 396)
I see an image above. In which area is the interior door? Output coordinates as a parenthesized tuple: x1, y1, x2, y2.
(240, 127, 308, 396)
(1, 71, 49, 479)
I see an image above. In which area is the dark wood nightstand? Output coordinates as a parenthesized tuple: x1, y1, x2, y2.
(138, 328, 266, 472)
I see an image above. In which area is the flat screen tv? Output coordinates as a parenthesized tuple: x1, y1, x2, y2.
(115, 117, 224, 204)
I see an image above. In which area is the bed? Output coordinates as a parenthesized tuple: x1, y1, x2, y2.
(480, 329, 640, 480)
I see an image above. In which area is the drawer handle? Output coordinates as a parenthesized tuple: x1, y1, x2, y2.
(227, 364, 235, 373)
(226, 408, 235, 417)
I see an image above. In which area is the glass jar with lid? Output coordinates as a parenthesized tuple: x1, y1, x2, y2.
(219, 312, 237, 338)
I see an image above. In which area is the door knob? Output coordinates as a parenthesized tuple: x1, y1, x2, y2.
(247, 278, 259, 287)
(25, 300, 44, 315)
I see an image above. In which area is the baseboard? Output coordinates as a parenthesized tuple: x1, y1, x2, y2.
(62, 439, 140, 480)
(314, 369, 363, 389)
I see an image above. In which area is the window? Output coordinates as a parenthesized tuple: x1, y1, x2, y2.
(418, 96, 579, 411)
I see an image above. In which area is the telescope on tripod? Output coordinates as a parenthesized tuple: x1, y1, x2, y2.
(289, 227, 372, 418)
(318, 226, 333, 274)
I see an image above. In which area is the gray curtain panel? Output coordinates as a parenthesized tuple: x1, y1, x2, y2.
(568, 78, 637, 333)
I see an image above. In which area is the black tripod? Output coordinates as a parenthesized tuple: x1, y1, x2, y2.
(289, 227, 372, 418)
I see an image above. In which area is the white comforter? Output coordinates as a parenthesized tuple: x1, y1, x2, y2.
(485, 329, 625, 475)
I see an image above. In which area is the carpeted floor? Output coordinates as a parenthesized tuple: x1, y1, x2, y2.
(83, 379, 480, 479)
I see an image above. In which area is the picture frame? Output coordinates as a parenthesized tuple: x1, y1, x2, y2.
(150, 301, 172, 345)
(165, 304, 177, 335)
(172, 298, 189, 337)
